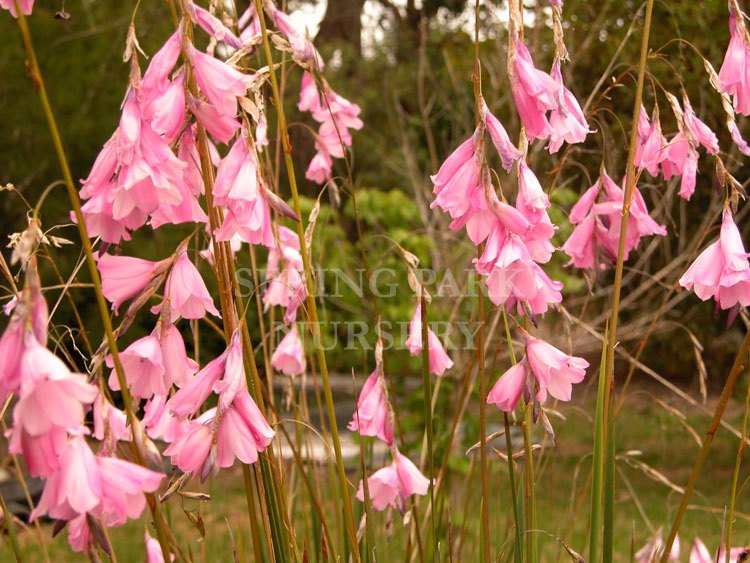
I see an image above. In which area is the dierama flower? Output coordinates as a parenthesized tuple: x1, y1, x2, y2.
(478, 97, 522, 171)
(187, 1, 243, 50)
(146, 529, 173, 563)
(719, 13, 750, 115)
(97, 253, 170, 314)
(271, 327, 307, 376)
(185, 43, 247, 119)
(487, 330, 588, 412)
(680, 208, 750, 310)
(0, 0, 33, 17)
(348, 369, 394, 445)
(405, 304, 453, 376)
(214, 388, 275, 468)
(263, 226, 307, 323)
(635, 530, 679, 563)
(107, 333, 167, 398)
(689, 537, 748, 563)
(634, 105, 667, 177)
(162, 252, 220, 320)
(682, 95, 720, 155)
(356, 450, 430, 513)
(93, 393, 131, 449)
(159, 322, 199, 388)
(547, 58, 592, 153)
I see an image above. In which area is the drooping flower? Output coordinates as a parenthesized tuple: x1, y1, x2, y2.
(214, 388, 275, 468)
(680, 207, 750, 310)
(689, 537, 748, 563)
(682, 95, 720, 155)
(163, 411, 214, 480)
(271, 327, 307, 376)
(0, 0, 33, 17)
(719, 12, 750, 116)
(162, 252, 220, 320)
(93, 393, 131, 449)
(142, 395, 189, 443)
(404, 303, 453, 376)
(547, 58, 592, 153)
(185, 42, 247, 119)
(159, 322, 199, 388)
(97, 253, 170, 314)
(487, 330, 588, 412)
(356, 450, 430, 513)
(146, 529, 174, 563)
(94, 455, 163, 526)
(107, 333, 167, 399)
(634, 105, 668, 177)
(263, 226, 307, 323)
(479, 97, 522, 170)
(187, 1, 243, 50)
(266, 2, 322, 66)
(348, 369, 394, 445)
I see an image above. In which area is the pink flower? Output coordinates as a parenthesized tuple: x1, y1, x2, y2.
(213, 330, 246, 410)
(547, 59, 591, 152)
(8, 425, 67, 478)
(159, 322, 199, 388)
(298, 72, 321, 113)
(0, 308, 25, 400)
(680, 208, 750, 310)
(0, 0, 33, 17)
(97, 253, 169, 313)
(634, 105, 668, 176)
(186, 43, 247, 118)
(142, 395, 189, 442)
(267, 4, 322, 66)
(636, 530, 679, 563)
(31, 436, 103, 521)
(690, 538, 748, 563)
(146, 530, 174, 563)
(719, 13, 750, 116)
(488, 331, 588, 412)
(263, 226, 307, 323)
(163, 410, 215, 479)
(188, 1, 243, 49)
(94, 456, 163, 526)
(188, 95, 241, 144)
(163, 252, 220, 320)
(479, 98, 522, 171)
(356, 451, 430, 513)
(660, 131, 699, 200)
(108, 334, 167, 399)
(215, 388, 275, 468)
(404, 304, 453, 376)
(348, 370, 394, 445)
(271, 327, 307, 376)
(141, 31, 182, 96)
(168, 348, 227, 418)
(562, 214, 599, 269)
(93, 393, 130, 448)
(510, 37, 560, 141)
(683, 96, 719, 155)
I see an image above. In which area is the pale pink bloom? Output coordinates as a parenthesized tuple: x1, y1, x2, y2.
(97, 253, 169, 314)
(636, 530, 679, 563)
(213, 330, 246, 410)
(168, 348, 227, 418)
(238, 4, 261, 44)
(690, 538, 748, 563)
(142, 73, 186, 144)
(14, 338, 97, 436)
(66, 515, 91, 554)
(188, 95, 241, 144)
(93, 393, 131, 448)
(141, 30, 182, 96)
(404, 304, 453, 376)
(356, 451, 430, 513)
(271, 327, 307, 376)
(719, 14, 750, 115)
(164, 410, 215, 479)
(142, 395, 189, 442)
(163, 252, 220, 320)
(547, 59, 591, 152)
(430, 129, 484, 228)
(487, 362, 527, 412)
(93, 455, 163, 526)
(146, 529, 174, 563)
(0, 0, 33, 17)
(188, 1, 243, 49)
(159, 323, 199, 388)
(107, 334, 167, 398)
(186, 43, 247, 118)
(525, 331, 588, 403)
(479, 98, 522, 171)
(79, 193, 138, 243)
(510, 37, 560, 140)
(264, 226, 307, 323)
(515, 161, 556, 263)
(267, 4, 322, 66)
(729, 120, 750, 156)
(298, 72, 321, 113)
(683, 96, 720, 154)
(31, 436, 103, 521)
(661, 132, 699, 200)
(215, 388, 275, 468)
(348, 370, 393, 445)
(305, 150, 333, 183)
(213, 135, 274, 246)
(312, 89, 364, 136)
(562, 213, 599, 269)
(256, 112, 269, 149)
(8, 425, 67, 478)
(0, 308, 25, 400)
(634, 105, 668, 176)
(680, 208, 750, 310)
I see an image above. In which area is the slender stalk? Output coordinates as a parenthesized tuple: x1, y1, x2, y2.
(588, 329, 608, 562)
(725, 352, 750, 562)
(253, 2, 360, 559)
(419, 293, 437, 558)
(661, 328, 750, 560)
(10, 5, 175, 560)
(476, 255, 491, 563)
(0, 493, 22, 563)
(242, 466, 266, 563)
(600, 0, 655, 557)
(602, 395, 616, 563)
(522, 404, 537, 563)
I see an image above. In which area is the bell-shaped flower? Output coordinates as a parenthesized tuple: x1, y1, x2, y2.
(271, 327, 307, 376)
(214, 388, 275, 468)
(187, 1, 243, 49)
(168, 347, 228, 418)
(159, 322, 199, 388)
(661, 132, 699, 200)
(263, 226, 307, 323)
(142, 395, 189, 442)
(267, 3, 322, 66)
(680, 208, 750, 310)
(107, 333, 167, 399)
(634, 105, 668, 176)
(510, 37, 560, 141)
(683, 95, 719, 155)
(93, 393, 131, 448)
(404, 304, 453, 376)
(487, 362, 527, 412)
(8, 425, 67, 479)
(163, 410, 215, 479)
(719, 13, 750, 116)
(348, 370, 393, 444)
(185, 42, 247, 118)
(356, 450, 430, 514)
(163, 252, 220, 320)
(146, 529, 174, 563)
(98, 253, 170, 314)
(547, 59, 592, 153)
(479, 98, 522, 170)
(93, 455, 163, 526)
(0, 0, 34, 17)
(188, 95, 241, 144)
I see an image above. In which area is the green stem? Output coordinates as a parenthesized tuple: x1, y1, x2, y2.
(253, 2, 360, 560)
(523, 404, 537, 563)
(588, 326, 609, 562)
(476, 256, 491, 563)
(0, 492, 22, 562)
(420, 293, 437, 559)
(725, 352, 750, 562)
(10, 5, 174, 560)
(602, 393, 616, 563)
(661, 328, 750, 560)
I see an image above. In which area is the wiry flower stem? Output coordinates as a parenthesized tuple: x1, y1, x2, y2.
(253, 1, 361, 559)
(10, 3, 175, 560)
(419, 292, 437, 558)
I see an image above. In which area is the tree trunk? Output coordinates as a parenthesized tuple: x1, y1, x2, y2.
(315, 0, 366, 57)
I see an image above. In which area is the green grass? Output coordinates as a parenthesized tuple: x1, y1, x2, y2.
(4, 381, 750, 561)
